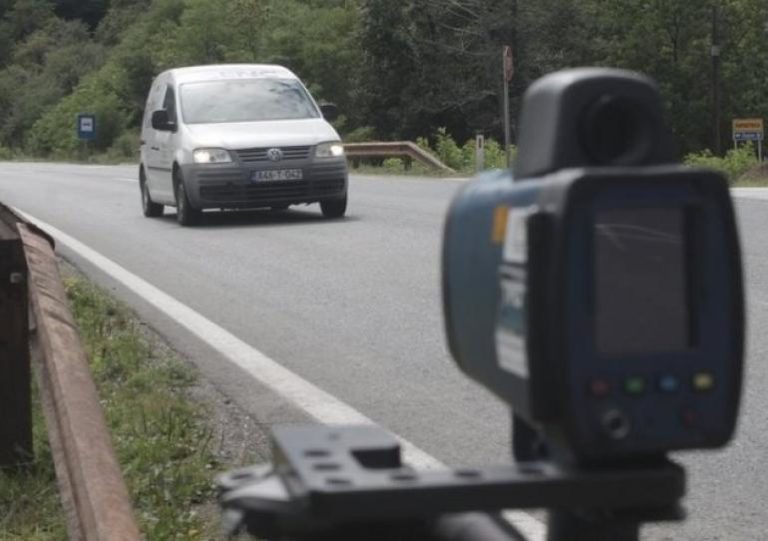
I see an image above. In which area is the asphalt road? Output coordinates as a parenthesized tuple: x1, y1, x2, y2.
(1, 162, 766, 540)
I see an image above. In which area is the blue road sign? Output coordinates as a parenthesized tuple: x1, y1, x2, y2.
(77, 114, 96, 141)
(732, 119, 763, 143)
(734, 132, 763, 142)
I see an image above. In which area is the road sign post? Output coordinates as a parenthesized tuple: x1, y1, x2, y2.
(475, 134, 485, 172)
(77, 114, 96, 141)
(502, 46, 514, 169)
(732, 118, 764, 161)
(77, 114, 96, 160)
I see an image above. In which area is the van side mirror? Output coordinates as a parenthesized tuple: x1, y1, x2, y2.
(151, 110, 175, 131)
(320, 103, 339, 122)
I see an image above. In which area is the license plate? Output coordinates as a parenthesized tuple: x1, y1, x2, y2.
(252, 169, 303, 182)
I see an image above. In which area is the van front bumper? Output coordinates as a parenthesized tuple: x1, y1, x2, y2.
(180, 159, 348, 209)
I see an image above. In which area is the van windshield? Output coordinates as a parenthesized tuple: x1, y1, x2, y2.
(180, 79, 320, 124)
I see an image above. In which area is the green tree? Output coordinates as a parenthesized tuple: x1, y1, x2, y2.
(357, 0, 418, 138)
(0, 21, 15, 66)
(265, 0, 360, 116)
(53, 0, 108, 29)
(717, 0, 768, 152)
(12, 0, 768, 159)
(6, 0, 55, 39)
(0, 0, 14, 18)
(94, 0, 152, 46)
(0, 15, 105, 148)
(229, 0, 271, 59)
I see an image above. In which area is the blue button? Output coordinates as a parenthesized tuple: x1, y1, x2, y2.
(658, 375, 680, 393)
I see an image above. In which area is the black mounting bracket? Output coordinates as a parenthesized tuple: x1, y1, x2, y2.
(218, 425, 686, 540)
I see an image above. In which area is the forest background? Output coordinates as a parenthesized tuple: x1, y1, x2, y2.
(0, 0, 765, 177)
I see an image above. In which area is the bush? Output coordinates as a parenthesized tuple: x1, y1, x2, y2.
(343, 125, 376, 143)
(382, 157, 404, 171)
(486, 139, 514, 169)
(684, 144, 759, 182)
(106, 129, 140, 161)
(0, 146, 14, 160)
(345, 127, 516, 175)
(454, 133, 512, 172)
(435, 127, 465, 170)
(24, 0, 188, 159)
(26, 71, 129, 158)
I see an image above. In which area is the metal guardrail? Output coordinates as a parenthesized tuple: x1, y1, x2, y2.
(344, 141, 456, 173)
(0, 205, 141, 541)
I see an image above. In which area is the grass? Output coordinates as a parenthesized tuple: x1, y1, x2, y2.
(66, 276, 221, 540)
(0, 385, 67, 540)
(732, 176, 768, 187)
(0, 144, 137, 165)
(349, 162, 465, 177)
(0, 274, 224, 540)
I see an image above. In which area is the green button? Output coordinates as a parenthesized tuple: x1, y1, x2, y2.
(624, 377, 646, 395)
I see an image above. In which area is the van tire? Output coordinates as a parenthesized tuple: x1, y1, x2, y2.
(320, 195, 347, 219)
(174, 172, 201, 226)
(140, 168, 163, 217)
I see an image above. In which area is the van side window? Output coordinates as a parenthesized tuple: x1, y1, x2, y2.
(162, 86, 177, 123)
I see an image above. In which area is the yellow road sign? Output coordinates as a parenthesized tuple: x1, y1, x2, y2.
(733, 118, 763, 133)
(733, 118, 764, 142)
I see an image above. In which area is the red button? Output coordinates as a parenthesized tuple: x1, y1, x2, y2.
(590, 379, 611, 397)
(681, 408, 697, 428)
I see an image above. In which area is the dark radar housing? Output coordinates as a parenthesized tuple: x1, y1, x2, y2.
(218, 69, 746, 541)
(443, 68, 744, 462)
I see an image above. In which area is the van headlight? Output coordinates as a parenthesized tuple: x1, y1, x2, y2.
(315, 142, 345, 158)
(193, 148, 233, 164)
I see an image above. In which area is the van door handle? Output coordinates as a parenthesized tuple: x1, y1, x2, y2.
(150, 146, 160, 151)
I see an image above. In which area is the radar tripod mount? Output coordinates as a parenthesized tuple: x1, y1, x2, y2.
(217, 422, 685, 541)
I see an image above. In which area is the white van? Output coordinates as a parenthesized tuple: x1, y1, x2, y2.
(139, 64, 348, 226)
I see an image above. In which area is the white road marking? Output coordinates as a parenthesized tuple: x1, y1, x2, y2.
(116, 177, 137, 183)
(14, 206, 546, 540)
(732, 187, 768, 201)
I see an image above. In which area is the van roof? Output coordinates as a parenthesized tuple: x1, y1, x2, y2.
(163, 64, 299, 85)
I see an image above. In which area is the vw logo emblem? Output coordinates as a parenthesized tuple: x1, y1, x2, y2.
(267, 148, 283, 162)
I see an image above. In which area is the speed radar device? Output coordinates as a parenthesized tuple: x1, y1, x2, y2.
(443, 68, 744, 462)
(218, 69, 745, 541)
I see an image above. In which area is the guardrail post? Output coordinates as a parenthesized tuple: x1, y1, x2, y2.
(0, 208, 31, 467)
(476, 134, 485, 173)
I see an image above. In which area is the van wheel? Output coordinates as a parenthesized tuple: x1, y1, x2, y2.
(174, 172, 201, 226)
(140, 168, 163, 217)
(320, 195, 347, 219)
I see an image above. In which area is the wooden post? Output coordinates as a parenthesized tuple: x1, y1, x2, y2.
(0, 206, 31, 467)
(503, 46, 514, 169)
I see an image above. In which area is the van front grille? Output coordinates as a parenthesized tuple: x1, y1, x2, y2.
(199, 178, 345, 204)
(235, 146, 312, 163)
